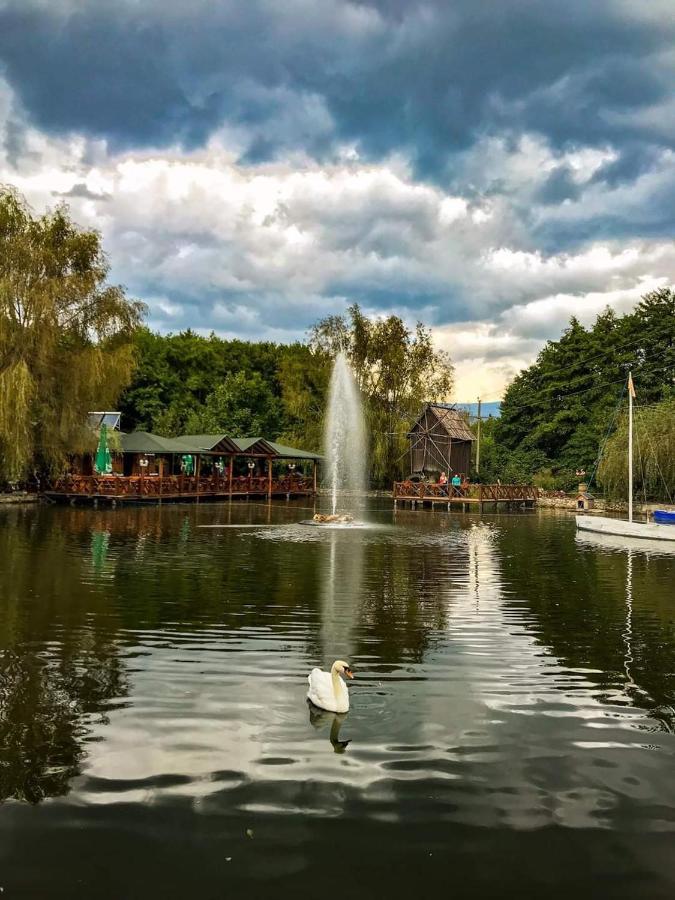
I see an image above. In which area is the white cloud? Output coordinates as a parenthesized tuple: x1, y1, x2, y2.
(1, 77, 673, 399)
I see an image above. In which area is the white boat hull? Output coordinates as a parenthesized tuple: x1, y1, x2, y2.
(576, 515, 675, 542)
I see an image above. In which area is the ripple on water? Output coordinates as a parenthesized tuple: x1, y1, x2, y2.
(3, 503, 675, 896)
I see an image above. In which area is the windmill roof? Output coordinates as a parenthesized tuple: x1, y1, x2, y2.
(412, 404, 475, 442)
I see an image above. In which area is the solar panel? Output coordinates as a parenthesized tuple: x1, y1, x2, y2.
(88, 411, 121, 430)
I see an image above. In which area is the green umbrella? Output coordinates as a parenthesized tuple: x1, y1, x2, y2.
(181, 454, 194, 475)
(94, 424, 113, 474)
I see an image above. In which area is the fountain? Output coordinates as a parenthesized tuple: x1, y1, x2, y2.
(305, 350, 367, 527)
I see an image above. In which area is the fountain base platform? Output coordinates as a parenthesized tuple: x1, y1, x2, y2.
(300, 514, 366, 528)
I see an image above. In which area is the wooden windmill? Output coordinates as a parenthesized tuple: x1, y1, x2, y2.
(407, 403, 475, 477)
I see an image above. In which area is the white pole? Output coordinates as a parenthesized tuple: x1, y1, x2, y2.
(476, 397, 481, 475)
(628, 372, 633, 523)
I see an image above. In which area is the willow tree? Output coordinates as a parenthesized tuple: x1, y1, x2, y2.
(0, 187, 144, 481)
(310, 304, 454, 485)
(598, 399, 675, 502)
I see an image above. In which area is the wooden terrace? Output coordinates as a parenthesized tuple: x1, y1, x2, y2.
(44, 472, 315, 506)
(393, 481, 538, 511)
(43, 431, 321, 506)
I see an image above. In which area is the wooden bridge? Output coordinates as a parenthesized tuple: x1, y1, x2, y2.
(393, 481, 538, 511)
(43, 472, 315, 506)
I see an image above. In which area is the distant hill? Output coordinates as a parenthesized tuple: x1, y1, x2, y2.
(456, 401, 501, 419)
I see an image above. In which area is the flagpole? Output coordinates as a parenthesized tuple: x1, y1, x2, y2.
(628, 371, 633, 523)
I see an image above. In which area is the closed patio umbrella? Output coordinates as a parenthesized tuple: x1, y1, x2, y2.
(94, 424, 113, 474)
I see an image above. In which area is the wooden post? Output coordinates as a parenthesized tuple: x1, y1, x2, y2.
(196, 454, 201, 503)
(312, 460, 317, 496)
(267, 457, 273, 500)
(228, 457, 233, 499)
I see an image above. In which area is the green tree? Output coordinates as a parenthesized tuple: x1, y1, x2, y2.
(496, 288, 675, 487)
(276, 343, 330, 452)
(598, 398, 675, 501)
(0, 187, 144, 481)
(119, 329, 290, 437)
(184, 371, 284, 437)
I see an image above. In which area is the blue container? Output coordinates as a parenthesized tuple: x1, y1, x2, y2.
(653, 510, 675, 525)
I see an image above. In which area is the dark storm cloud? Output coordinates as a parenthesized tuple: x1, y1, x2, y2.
(535, 168, 582, 206)
(53, 182, 111, 200)
(1, 0, 674, 396)
(0, 0, 672, 174)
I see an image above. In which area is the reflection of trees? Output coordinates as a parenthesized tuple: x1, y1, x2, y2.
(495, 519, 675, 729)
(0, 508, 129, 803)
(0, 646, 126, 803)
(41, 505, 326, 633)
(0, 504, 328, 803)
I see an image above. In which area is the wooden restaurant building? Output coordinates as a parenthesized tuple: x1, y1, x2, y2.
(45, 431, 322, 505)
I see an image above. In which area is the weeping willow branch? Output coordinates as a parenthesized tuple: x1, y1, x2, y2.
(0, 186, 144, 481)
(598, 400, 675, 502)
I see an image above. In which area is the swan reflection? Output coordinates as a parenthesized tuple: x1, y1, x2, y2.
(307, 703, 352, 753)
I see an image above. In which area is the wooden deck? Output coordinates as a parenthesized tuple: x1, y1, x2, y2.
(43, 474, 315, 506)
(393, 481, 538, 510)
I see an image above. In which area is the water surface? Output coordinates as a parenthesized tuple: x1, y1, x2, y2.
(1, 500, 674, 898)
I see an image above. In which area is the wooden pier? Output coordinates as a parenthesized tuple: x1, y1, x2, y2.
(393, 481, 538, 511)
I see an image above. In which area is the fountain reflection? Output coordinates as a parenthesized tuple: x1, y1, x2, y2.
(318, 528, 364, 663)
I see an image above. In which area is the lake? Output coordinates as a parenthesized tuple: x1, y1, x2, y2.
(1, 499, 674, 898)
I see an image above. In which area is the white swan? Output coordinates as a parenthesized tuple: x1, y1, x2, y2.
(307, 660, 354, 713)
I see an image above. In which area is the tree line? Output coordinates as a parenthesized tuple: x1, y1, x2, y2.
(118, 303, 454, 487)
(480, 288, 675, 498)
(1, 186, 673, 498)
(0, 188, 453, 488)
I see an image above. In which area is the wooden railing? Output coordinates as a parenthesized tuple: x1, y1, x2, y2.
(477, 483, 539, 501)
(393, 481, 539, 502)
(48, 474, 313, 498)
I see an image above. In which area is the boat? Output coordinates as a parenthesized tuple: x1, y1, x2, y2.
(576, 372, 675, 543)
(576, 515, 675, 542)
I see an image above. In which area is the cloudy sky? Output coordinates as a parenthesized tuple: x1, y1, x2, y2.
(1, 0, 673, 399)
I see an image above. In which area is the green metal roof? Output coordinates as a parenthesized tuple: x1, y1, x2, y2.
(170, 434, 239, 453)
(230, 437, 271, 453)
(119, 431, 322, 460)
(266, 441, 322, 460)
(120, 432, 177, 453)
